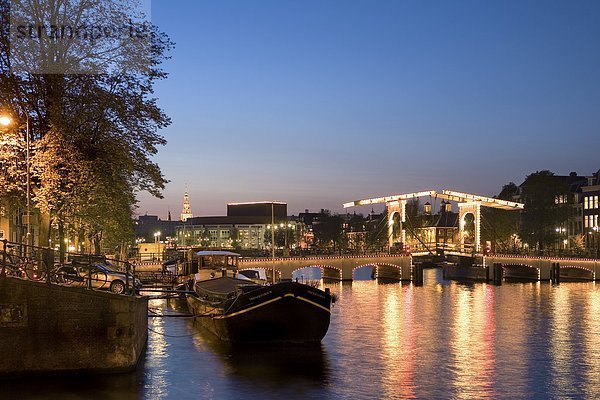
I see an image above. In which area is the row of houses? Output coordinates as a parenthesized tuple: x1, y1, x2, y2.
(514, 170, 600, 251)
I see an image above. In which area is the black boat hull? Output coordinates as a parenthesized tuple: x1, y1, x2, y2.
(186, 282, 331, 343)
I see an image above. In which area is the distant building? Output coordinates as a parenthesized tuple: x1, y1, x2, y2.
(175, 201, 290, 250)
(516, 171, 588, 250)
(413, 201, 459, 251)
(134, 215, 179, 244)
(582, 170, 600, 252)
(296, 209, 329, 249)
(180, 191, 193, 221)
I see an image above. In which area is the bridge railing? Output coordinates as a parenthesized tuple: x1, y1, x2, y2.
(491, 248, 600, 260)
(240, 253, 411, 263)
(0, 239, 139, 295)
(408, 242, 477, 255)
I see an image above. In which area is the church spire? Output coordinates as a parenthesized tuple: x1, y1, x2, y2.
(180, 187, 193, 221)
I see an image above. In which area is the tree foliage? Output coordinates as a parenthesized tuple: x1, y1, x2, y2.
(313, 213, 344, 251)
(364, 211, 389, 251)
(0, 0, 172, 252)
(481, 182, 520, 252)
(518, 171, 569, 250)
(264, 226, 297, 249)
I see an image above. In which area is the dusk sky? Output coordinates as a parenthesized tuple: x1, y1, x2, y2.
(137, 0, 600, 218)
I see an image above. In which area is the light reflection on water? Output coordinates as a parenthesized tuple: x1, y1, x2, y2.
(4, 269, 600, 399)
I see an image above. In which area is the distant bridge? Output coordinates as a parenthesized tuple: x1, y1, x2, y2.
(136, 251, 600, 284)
(440, 253, 600, 283)
(482, 254, 600, 282)
(239, 254, 413, 282)
(240, 253, 600, 283)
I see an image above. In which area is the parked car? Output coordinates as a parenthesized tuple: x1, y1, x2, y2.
(55, 262, 141, 294)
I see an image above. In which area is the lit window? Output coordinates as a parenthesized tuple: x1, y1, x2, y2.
(584, 197, 589, 209)
(585, 215, 589, 228)
(595, 214, 599, 228)
(595, 196, 599, 209)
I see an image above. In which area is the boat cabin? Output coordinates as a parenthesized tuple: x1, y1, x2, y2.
(194, 250, 240, 281)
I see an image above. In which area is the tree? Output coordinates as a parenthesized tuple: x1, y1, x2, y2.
(264, 226, 296, 250)
(0, 0, 172, 254)
(518, 171, 569, 251)
(229, 227, 240, 249)
(481, 182, 520, 253)
(347, 213, 365, 232)
(364, 211, 388, 252)
(199, 228, 211, 247)
(313, 213, 344, 252)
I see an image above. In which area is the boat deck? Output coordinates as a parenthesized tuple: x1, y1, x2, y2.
(195, 277, 258, 296)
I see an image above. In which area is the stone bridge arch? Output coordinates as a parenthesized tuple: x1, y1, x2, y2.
(373, 263, 403, 281)
(502, 264, 540, 281)
(291, 265, 342, 282)
(559, 265, 595, 281)
(352, 264, 376, 280)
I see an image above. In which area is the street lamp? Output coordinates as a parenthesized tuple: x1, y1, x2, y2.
(0, 115, 12, 127)
(154, 231, 161, 244)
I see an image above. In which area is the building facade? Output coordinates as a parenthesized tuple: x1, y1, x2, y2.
(175, 202, 290, 252)
(582, 171, 600, 253)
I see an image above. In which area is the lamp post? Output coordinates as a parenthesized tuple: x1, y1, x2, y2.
(25, 114, 30, 247)
(0, 114, 30, 248)
(271, 202, 275, 283)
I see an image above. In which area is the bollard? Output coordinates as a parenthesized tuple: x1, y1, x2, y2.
(43, 247, 54, 284)
(493, 263, 503, 285)
(555, 262, 560, 285)
(125, 261, 131, 294)
(132, 261, 137, 295)
(87, 254, 92, 290)
(413, 263, 423, 286)
(485, 264, 490, 282)
(1, 239, 7, 277)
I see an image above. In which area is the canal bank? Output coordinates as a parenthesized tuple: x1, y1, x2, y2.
(0, 276, 148, 377)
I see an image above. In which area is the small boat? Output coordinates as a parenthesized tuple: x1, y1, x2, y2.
(185, 251, 333, 343)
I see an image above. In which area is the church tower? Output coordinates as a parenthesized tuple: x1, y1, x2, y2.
(180, 190, 193, 221)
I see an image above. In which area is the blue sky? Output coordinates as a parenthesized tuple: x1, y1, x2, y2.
(137, 0, 600, 218)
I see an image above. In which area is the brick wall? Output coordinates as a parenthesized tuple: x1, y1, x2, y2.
(0, 277, 148, 376)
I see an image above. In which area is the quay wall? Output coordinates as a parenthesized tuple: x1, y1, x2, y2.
(0, 276, 147, 377)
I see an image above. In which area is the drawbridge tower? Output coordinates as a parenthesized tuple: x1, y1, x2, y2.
(344, 190, 523, 253)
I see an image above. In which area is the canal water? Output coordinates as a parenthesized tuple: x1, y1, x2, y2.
(4, 268, 600, 399)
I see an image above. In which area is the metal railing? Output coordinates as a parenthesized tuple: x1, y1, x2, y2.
(0, 239, 140, 295)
